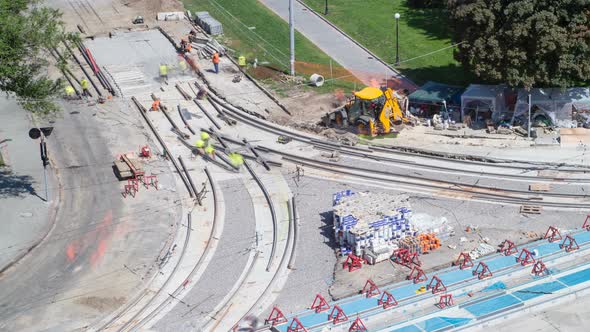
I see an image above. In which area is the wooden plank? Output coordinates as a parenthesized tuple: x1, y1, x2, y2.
(520, 205, 542, 214)
(121, 154, 138, 174)
(529, 183, 551, 192)
(114, 160, 130, 172)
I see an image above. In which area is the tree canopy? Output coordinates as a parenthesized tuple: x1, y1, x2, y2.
(0, 0, 74, 113)
(447, 0, 590, 88)
(408, 0, 445, 8)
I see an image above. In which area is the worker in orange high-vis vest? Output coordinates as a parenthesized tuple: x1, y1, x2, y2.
(151, 99, 160, 111)
(212, 52, 220, 74)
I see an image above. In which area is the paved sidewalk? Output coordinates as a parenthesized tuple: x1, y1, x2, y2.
(0, 97, 58, 272)
(259, 0, 417, 90)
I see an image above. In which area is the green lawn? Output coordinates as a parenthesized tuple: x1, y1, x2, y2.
(302, 0, 475, 86)
(184, 0, 360, 92)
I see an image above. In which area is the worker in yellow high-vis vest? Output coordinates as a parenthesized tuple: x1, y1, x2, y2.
(204, 145, 215, 159)
(159, 64, 168, 81)
(64, 85, 76, 99)
(81, 79, 89, 97)
(179, 60, 188, 73)
(195, 140, 205, 155)
(200, 131, 210, 141)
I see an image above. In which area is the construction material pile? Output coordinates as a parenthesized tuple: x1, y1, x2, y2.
(332, 190, 414, 261)
(188, 33, 226, 59)
(399, 233, 441, 254)
(411, 214, 455, 241)
(195, 12, 223, 35)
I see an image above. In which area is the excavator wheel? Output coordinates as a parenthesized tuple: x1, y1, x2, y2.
(391, 117, 403, 126)
(357, 123, 367, 135)
(335, 113, 343, 126)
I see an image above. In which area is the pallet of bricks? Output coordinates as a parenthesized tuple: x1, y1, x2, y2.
(399, 233, 440, 254)
(399, 236, 421, 254)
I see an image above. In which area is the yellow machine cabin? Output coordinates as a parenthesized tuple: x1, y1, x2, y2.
(324, 87, 406, 136)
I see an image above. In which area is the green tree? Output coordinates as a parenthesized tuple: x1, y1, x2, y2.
(0, 0, 75, 113)
(447, 0, 590, 88)
(407, 0, 446, 8)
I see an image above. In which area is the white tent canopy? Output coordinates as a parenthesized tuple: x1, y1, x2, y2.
(460, 84, 507, 121)
(512, 88, 590, 127)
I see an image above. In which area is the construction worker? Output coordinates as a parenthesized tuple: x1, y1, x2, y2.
(200, 131, 210, 142)
(228, 152, 244, 168)
(151, 99, 161, 111)
(159, 64, 168, 81)
(212, 52, 220, 74)
(179, 59, 188, 73)
(204, 145, 215, 158)
(195, 140, 205, 155)
(64, 85, 76, 99)
(80, 78, 89, 97)
(180, 38, 192, 53)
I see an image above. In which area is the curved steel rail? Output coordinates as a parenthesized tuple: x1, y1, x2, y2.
(195, 81, 590, 176)
(278, 154, 590, 208)
(233, 198, 295, 330)
(125, 167, 221, 331)
(264, 147, 589, 200)
(96, 212, 192, 332)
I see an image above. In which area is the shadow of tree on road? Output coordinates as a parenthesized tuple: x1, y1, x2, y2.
(0, 169, 38, 198)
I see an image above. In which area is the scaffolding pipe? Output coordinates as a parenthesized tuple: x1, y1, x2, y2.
(178, 156, 201, 205)
(76, 41, 107, 90)
(207, 97, 236, 126)
(194, 99, 222, 130)
(151, 94, 190, 138)
(287, 196, 298, 269)
(62, 41, 103, 97)
(131, 96, 194, 198)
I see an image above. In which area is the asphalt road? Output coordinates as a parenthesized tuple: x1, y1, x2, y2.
(0, 100, 177, 331)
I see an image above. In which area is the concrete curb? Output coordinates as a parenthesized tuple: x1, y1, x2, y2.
(295, 0, 417, 89)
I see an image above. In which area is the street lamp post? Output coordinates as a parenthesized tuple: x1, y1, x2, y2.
(394, 13, 400, 66)
(289, 0, 295, 76)
(325, 0, 328, 15)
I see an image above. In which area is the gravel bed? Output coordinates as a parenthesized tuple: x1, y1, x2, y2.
(154, 178, 256, 330)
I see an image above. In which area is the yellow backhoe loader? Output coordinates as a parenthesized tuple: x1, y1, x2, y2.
(323, 87, 407, 136)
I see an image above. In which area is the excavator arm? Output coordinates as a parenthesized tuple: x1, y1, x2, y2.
(379, 89, 406, 133)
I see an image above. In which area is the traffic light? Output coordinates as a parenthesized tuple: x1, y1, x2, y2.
(28, 127, 53, 139)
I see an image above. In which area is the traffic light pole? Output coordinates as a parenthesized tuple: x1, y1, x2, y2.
(29, 125, 53, 202)
(40, 137, 49, 202)
(43, 162, 49, 202)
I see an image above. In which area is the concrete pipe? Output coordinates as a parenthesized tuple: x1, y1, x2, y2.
(309, 73, 325, 87)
